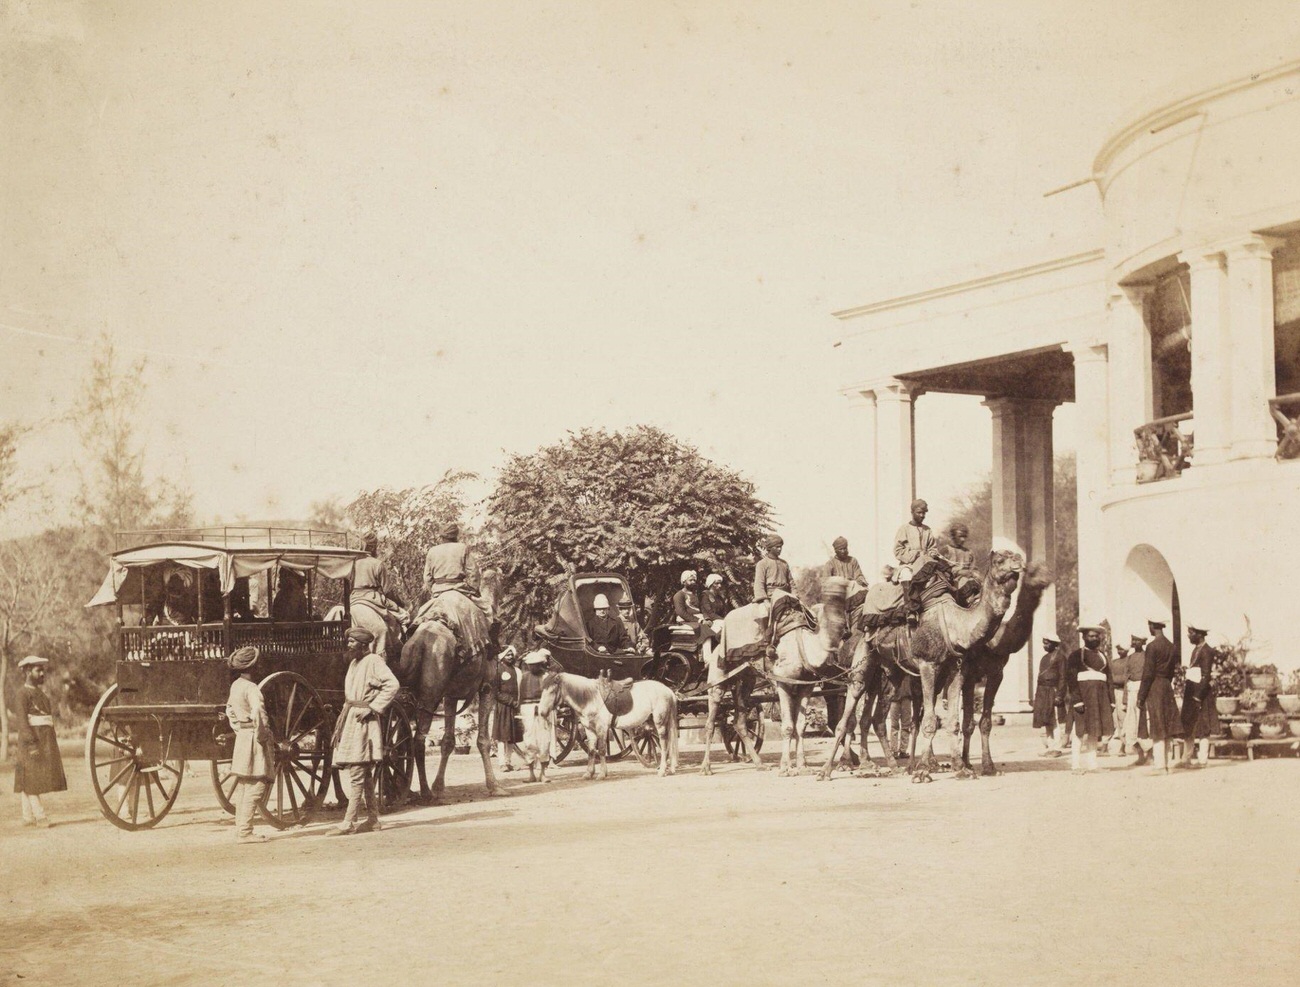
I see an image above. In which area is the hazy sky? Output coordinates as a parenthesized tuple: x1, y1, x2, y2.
(4, 1, 1298, 565)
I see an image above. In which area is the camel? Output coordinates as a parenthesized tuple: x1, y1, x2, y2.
(818, 550, 1025, 783)
(392, 572, 503, 803)
(959, 561, 1054, 776)
(699, 577, 848, 776)
(768, 577, 849, 776)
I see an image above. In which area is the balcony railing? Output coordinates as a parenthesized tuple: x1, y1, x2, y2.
(1135, 413, 1193, 482)
(1270, 392, 1300, 460)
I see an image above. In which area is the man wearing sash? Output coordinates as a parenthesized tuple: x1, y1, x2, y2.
(328, 627, 400, 836)
(1063, 624, 1114, 774)
(13, 656, 66, 828)
(1175, 624, 1219, 769)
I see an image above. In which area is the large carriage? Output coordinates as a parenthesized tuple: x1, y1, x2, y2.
(83, 527, 419, 831)
(534, 572, 781, 760)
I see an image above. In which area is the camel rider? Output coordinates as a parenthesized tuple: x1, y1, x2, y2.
(753, 536, 793, 613)
(823, 537, 868, 612)
(349, 532, 407, 659)
(893, 499, 939, 623)
(588, 593, 632, 654)
(940, 523, 980, 606)
(422, 523, 481, 602)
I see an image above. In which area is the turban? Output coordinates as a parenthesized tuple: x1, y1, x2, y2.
(765, 536, 784, 549)
(705, 573, 723, 587)
(523, 649, 550, 666)
(949, 523, 968, 536)
(17, 655, 48, 670)
(910, 498, 928, 512)
(362, 531, 379, 554)
(440, 523, 460, 542)
(831, 536, 848, 551)
(228, 646, 260, 671)
(345, 627, 376, 645)
(593, 593, 610, 608)
(680, 570, 696, 585)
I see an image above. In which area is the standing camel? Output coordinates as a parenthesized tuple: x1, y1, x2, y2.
(768, 577, 848, 775)
(818, 550, 1024, 783)
(393, 573, 503, 802)
(960, 561, 1054, 776)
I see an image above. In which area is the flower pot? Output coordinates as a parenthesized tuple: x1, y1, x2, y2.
(1259, 722, 1287, 740)
(1216, 696, 1239, 716)
(1249, 674, 1276, 691)
(1277, 694, 1300, 715)
(1288, 720, 1300, 738)
(1229, 722, 1253, 741)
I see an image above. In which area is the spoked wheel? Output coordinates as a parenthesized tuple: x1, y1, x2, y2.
(721, 705, 765, 758)
(211, 759, 237, 815)
(378, 697, 417, 811)
(577, 724, 633, 762)
(258, 672, 332, 830)
(85, 685, 185, 831)
(552, 705, 579, 764)
(655, 651, 694, 693)
(631, 724, 662, 769)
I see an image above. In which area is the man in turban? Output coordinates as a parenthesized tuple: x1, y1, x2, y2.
(940, 523, 980, 606)
(225, 646, 272, 843)
(893, 499, 939, 623)
(823, 537, 868, 610)
(328, 627, 401, 836)
(13, 655, 66, 828)
(422, 522, 481, 601)
(753, 536, 792, 607)
(349, 532, 407, 659)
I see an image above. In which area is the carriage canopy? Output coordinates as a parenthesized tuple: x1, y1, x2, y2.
(86, 528, 368, 608)
(535, 572, 634, 649)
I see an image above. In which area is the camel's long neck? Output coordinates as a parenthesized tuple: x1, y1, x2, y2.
(952, 575, 1014, 649)
(987, 583, 1045, 656)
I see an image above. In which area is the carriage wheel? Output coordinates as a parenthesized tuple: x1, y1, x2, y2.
(211, 759, 237, 815)
(378, 698, 417, 811)
(552, 705, 578, 764)
(85, 685, 185, 832)
(721, 705, 765, 757)
(631, 724, 661, 769)
(258, 672, 332, 830)
(655, 651, 694, 693)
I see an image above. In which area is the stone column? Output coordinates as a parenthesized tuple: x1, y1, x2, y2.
(983, 397, 1059, 710)
(870, 380, 919, 574)
(847, 389, 880, 571)
(1066, 341, 1109, 627)
(1224, 234, 1285, 460)
(1182, 249, 1232, 466)
(1106, 284, 1153, 486)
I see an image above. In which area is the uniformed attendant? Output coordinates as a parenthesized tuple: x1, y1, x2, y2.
(1064, 625, 1115, 774)
(13, 656, 66, 828)
(224, 646, 272, 844)
(517, 650, 552, 783)
(1136, 617, 1182, 774)
(1107, 642, 1132, 755)
(492, 646, 523, 771)
(1175, 624, 1219, 769)
(753, 536, 793, 606)
(1125, 634, 1152, 765)
(328, 627, 400, 835)
(1032, 637, 1063, 754)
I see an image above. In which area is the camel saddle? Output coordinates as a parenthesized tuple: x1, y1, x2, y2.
(596, 672, 635, 717)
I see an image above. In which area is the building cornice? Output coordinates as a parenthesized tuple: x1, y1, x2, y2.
(831, 248, 1104, 322)
(1092, 52, 1300, 180)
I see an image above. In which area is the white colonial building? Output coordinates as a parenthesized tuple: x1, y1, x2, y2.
(834, 51, 1300, 709)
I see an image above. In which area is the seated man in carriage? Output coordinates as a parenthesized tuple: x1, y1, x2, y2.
(587, 593, 632, 654)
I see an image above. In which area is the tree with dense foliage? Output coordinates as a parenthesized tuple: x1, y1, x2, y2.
(481, 426, 774, 643)
(943, 453, 1078, 641)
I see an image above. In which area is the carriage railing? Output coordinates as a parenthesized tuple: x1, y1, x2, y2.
(112, 526, 364, 552)
(119, 620, 350, 662)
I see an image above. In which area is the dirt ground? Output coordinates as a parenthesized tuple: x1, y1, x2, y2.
(2, 721, 1298, 987)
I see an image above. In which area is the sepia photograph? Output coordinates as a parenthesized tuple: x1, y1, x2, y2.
(3, 2, 1300, 984)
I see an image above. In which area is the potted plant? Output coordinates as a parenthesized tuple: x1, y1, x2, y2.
(1279, 669, 1300, 716)
(1246, 662, 1279, 692)
(1211, 626, 1248, 714)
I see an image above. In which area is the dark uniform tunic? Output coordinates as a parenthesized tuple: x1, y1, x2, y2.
(588, 612, 632, 652)
(1137, 633, 1182, 742)
(1064, 646, 1114, 740)
(1032, 648, 1062, 729)
(14, 684, 67, 796)
(1180, 642, 1220, 739)
(493, 663, 522, 744)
